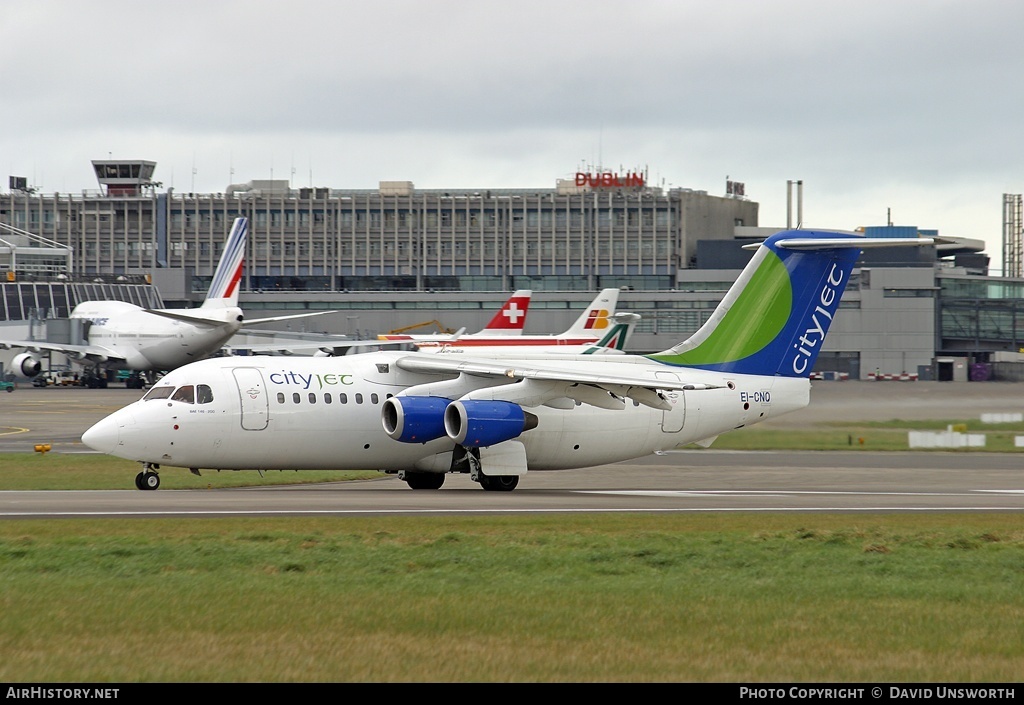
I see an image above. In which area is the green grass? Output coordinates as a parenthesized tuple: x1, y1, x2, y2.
(704, 419, 1024, 452)
(0, 453, 379, 490)
(0, 514, 1021, 682)
(4, 421, 1023, 682)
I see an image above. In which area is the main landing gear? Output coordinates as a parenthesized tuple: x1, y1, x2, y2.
(134, 463, 160, 490)
(396, 447, 521, 492)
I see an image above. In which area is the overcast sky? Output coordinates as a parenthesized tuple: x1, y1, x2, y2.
(4, 1, 1023, 270)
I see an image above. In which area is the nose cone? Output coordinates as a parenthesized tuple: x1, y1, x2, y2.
(82, 414, 121, 455)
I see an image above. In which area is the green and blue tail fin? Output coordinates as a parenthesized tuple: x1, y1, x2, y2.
(648, 230, 931, 377)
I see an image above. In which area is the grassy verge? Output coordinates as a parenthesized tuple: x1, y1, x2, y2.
(0, 453, 380, 490)
(0, 514, 1021, 682)
(702, 419, 1024, 452)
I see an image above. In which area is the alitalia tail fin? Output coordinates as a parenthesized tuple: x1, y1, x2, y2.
(648, 230, 932, 377)
(200, 217, 247, 309)
(581, 312, 639, 354)
(559, 288, 620, 338)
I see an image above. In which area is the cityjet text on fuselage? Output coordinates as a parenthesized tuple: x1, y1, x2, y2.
(790, 262, 843, 376)
(268, 370, 354, 390)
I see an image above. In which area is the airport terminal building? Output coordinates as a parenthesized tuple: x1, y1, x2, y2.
(1, 160, 1019, 381)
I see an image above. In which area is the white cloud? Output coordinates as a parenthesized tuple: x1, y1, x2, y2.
(3, 0, 1024, 269)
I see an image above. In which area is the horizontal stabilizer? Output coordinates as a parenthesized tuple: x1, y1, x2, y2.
(742, 236, 935, 250)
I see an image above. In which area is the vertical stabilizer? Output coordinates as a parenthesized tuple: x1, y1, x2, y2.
(581, 312, 639, 354)
(559, 288, 620, 338)
(477, 290, 532, 335)
(201, 217, 247, 309)
(648, 230, 931, 377)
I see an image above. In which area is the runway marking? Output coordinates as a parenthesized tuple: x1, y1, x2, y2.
(578, 490, 1022, 497)
(2, 507, 1024, 518)
(0, 427, 29, 436)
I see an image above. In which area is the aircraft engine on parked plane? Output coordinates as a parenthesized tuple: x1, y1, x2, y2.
(11, 352, 42, 378)
(444, 400, 539, 448)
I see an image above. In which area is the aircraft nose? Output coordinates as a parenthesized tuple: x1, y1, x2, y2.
(82, 414, 121, 454)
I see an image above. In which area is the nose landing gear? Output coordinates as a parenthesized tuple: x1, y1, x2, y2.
(134, 463, 161, 490)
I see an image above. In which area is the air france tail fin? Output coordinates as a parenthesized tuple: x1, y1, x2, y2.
(201, 217, 247, 309)
(559, 288, 620, 338)
(477, 290, 531, 335)
(648, 230, 933, 377)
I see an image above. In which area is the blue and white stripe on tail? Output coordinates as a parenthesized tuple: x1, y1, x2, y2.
(201, 217, 247, 309)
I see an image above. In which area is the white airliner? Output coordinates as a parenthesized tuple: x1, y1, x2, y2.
(1, 218, 335, 387)
(82, 229, 931, 491)
(379, 288, 623, 352)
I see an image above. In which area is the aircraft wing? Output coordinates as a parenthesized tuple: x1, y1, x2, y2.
(0, 339, 124, 364)
(142, 309, 339, 328)
(243, 311, 342, 325)
(141, 309, 240, 327)
(393, 353, 722, 411)
(223, 335, 440, 357)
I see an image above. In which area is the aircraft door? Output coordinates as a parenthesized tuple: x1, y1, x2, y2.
(232, 367, 269, 431)
(655, 372, 685, 433)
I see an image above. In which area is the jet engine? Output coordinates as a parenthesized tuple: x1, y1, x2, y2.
(381, 396, 451, 443)
(10, 352, 42, 379)
(444, 400, 538, 448)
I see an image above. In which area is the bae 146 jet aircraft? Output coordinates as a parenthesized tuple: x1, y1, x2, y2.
(0, 218, 340, 387)
(83, 230, 931, 491)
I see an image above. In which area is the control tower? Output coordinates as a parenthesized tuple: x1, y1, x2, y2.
(91, 159, 158, 196)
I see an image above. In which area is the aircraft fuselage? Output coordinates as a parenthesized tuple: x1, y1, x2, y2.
(85, 352, 809, 473)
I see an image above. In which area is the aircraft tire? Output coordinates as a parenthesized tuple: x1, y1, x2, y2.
(478, 474, 519, 492)
(136, 471, 160, 491)
(404, 472, 445, 490)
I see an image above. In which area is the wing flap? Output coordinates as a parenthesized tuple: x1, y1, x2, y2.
(395, 353, 721, 410)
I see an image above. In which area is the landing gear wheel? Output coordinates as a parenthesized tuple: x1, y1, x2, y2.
(135, 471, 160, 491)
(478, 474, 519, 492)
(403, 472, 445, 490)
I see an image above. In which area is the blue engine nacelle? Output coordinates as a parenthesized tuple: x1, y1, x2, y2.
(381, 396, 451, 443)
(444, 400, 539, 448)
(11, 352, 42, 379)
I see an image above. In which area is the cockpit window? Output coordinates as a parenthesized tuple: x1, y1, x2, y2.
(143, 386, 175, 401)
(171, 385, 195, 404)
(197, 384, 214, 404)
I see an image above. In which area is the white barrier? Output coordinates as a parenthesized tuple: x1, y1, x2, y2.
(981, 413, 1024, 424)
(908, 431, 986, 448)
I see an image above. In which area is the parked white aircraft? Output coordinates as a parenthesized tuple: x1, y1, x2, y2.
(425, 312, 640, 357)
(379, 289, 532, 343)
(83, 230, 931, 491)
(1, 218, 335, 387)
(379, 288, 622, 351)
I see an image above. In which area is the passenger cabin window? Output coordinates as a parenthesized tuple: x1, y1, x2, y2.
(324, 393, 332, 404)
(277, 392, 285, 404)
